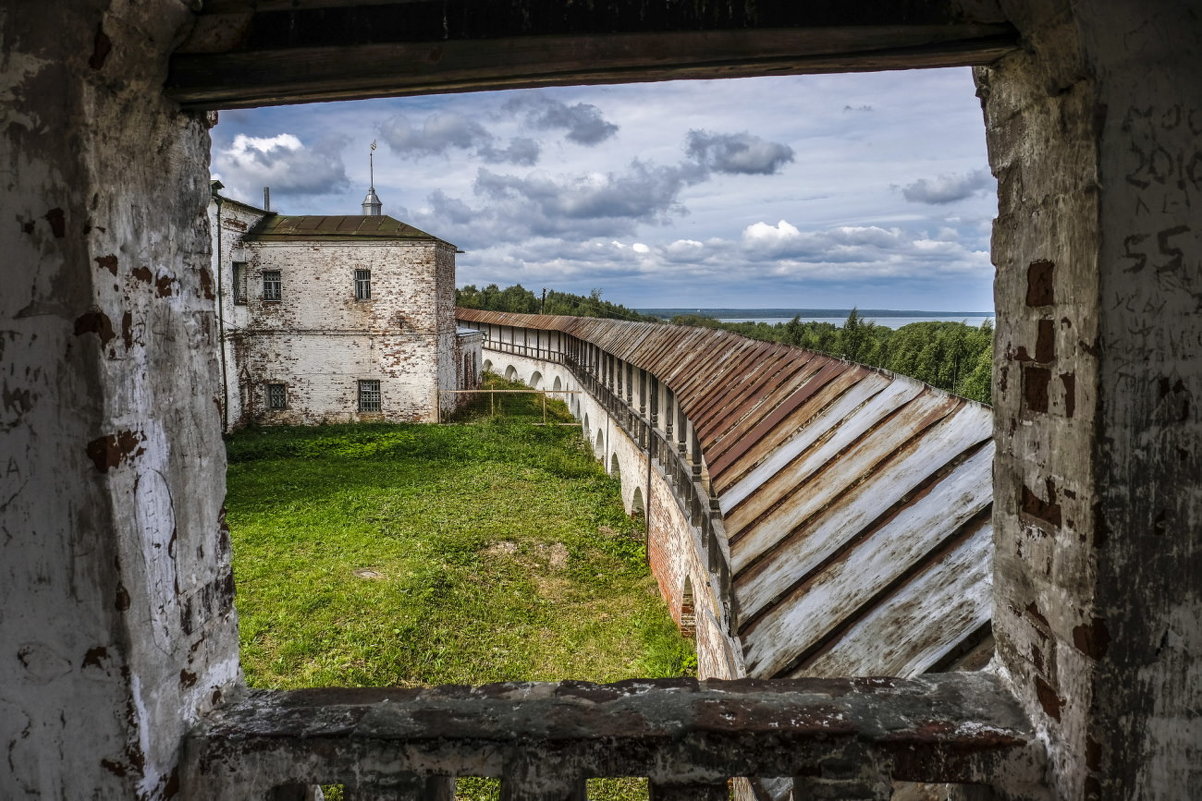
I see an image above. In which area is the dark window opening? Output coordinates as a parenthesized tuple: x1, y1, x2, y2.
(262, 270, 282, 302)
(233, 262, 248, 305)
(267, 383, 287, 410)
(355, 269, 371, 300)
(358, 379, 381, 412)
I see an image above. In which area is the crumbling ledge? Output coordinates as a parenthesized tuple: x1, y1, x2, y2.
(182, 672, 1042, 800)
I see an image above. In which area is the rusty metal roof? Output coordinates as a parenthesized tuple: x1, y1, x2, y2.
(244, 214, 453, 245)
(456, 308, 995, 680)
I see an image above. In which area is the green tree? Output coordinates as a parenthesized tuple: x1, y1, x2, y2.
(783, 315, 804, 346)
(839, 309, 869, 362)
(502, 284, 540, 313)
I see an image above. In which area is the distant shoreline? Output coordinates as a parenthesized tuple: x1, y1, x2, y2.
(638, 308, 993, 319)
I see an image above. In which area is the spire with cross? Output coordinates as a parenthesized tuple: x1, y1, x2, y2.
(362, 140, 382, 215)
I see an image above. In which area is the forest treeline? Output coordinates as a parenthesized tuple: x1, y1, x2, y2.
(457, 283, 659, 322)
(456, 284, 993, 404)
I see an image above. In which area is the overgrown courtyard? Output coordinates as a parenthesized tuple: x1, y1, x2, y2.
(224, 380, 695, 692)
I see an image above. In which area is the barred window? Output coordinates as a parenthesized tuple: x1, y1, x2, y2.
(354, 269, 371, 300)
(232, 262, 248, 305)
(262, 270, 281, 302)
(357, 379, 381, 412)
(266, 383, 287, 410)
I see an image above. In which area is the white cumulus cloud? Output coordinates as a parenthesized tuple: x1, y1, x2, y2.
(901, 170, 993, 204)
(214, 133, 350, 200)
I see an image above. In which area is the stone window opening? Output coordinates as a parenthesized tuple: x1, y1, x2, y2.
(12, 7, 1201, 801)
(262, 269, 282, 302)
(266, 382, 287, 410)
(232, 261, 248, 305)
(358, 379, 382, 412)
(354, 268, 371, 300)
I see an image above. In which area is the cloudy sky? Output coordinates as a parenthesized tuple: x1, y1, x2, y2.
(211, 68, 996, 311)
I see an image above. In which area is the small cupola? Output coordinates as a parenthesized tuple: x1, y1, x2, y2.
(362, 186, 382, 216)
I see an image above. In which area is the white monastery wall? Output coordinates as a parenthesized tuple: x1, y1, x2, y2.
(434, 246, 471, 416)
(445, 331, 483, 417)
(207, 209, 470, 425)
(234, 239, 446, 424)
(244, 240, 448, 332)
(209, 198, 268, 428)
(433, 245, 457, 336)
(236, 333, 438, 425)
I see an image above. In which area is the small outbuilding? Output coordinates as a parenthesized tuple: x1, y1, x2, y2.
(208, 181, 481, 428)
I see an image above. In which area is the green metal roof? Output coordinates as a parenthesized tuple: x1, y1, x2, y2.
(244, 214, 452, 245)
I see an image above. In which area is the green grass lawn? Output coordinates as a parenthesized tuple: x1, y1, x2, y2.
(224, 379, 695, 692)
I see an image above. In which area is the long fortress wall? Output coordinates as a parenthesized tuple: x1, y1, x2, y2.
(457, 308, 996, 681)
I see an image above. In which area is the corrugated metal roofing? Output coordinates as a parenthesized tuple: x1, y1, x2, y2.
(456, 308, 994, 680)
(244, 214, 453, 244)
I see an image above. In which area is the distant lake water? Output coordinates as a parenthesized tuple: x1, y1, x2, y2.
(723, 315, 995, 329)
(639, 309, 995, 330)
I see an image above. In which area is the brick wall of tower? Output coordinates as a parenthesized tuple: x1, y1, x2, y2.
(226, 238, 457, 424)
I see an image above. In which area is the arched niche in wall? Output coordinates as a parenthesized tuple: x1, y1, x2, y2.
(630, 486, 645, 521)
(680, 576, 697, 639)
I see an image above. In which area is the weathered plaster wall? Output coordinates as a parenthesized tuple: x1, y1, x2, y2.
(208, 197, 269, 428)
(244, 240, 446, 333)
(433, 244, 457, 337)
(434, 247, 466, 415)
(1, 3, 240, 798)
(237, 332, 439, 424)
(443, 330, 483, 417)
(645, 465, 739, 679)
(222, 238, 461, 423)
(981, 1, 1201, 798)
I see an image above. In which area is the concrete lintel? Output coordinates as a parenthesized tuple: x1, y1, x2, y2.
(168, 19, 1017, 109)
(183, 672, 1042, 799)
